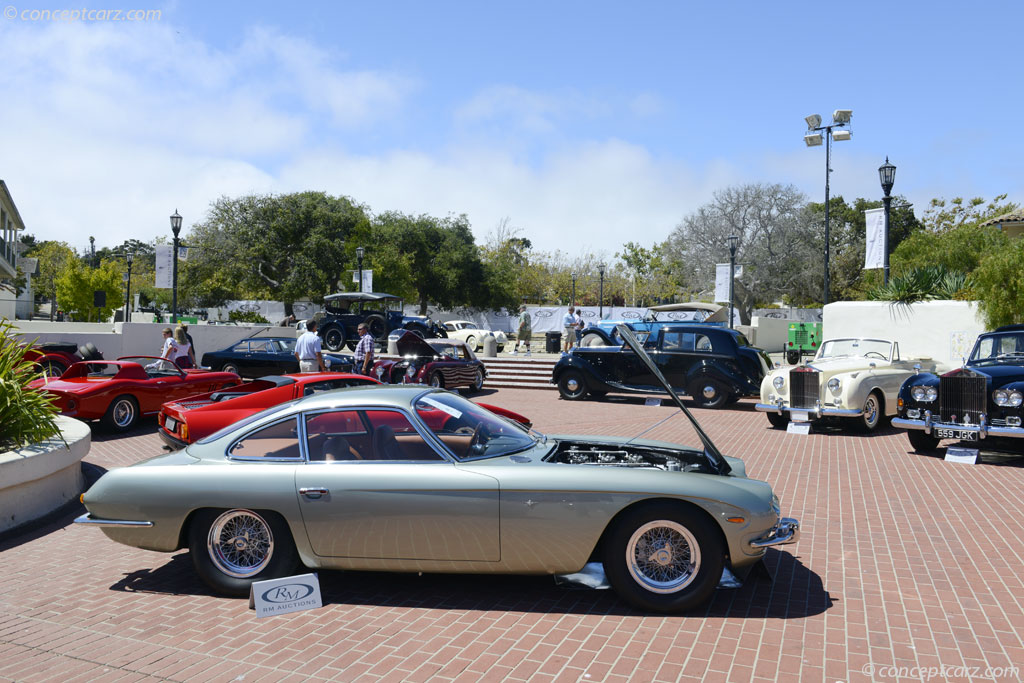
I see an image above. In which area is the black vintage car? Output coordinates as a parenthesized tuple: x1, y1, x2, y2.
(551, 324, 771, 407)
(200, 337, 354, 379)
(310, 292, 447, 352)
(893, 325, 1024, 455)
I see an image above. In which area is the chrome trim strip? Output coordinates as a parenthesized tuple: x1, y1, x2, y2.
(74, 513, 153, 528)
(754, 403, 862, 417)
(893, 417, 1024, 439)
(749, 517, 800, 548)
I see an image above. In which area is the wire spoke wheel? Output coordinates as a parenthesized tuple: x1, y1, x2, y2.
(625, 520, 701, 594)
(207, 509, 274, 578)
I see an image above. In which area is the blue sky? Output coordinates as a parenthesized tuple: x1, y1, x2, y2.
(1, 0, 1021, 259)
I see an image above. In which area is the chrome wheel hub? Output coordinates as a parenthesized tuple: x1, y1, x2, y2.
(566, 378, 580, 392)
(626, 520, 700, 594)
(702, 385, 716, 399)
(208, 509, 274, 578)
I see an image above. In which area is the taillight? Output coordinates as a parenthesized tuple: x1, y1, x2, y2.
(181, 423, 189, 441)
(158, 413, 165, 426)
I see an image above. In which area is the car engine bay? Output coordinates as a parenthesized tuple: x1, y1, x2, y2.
(546, 440, 712, 473)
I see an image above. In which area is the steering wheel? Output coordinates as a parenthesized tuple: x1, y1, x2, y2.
(864, 351, 886, 360)
(469, 422, 491, 454)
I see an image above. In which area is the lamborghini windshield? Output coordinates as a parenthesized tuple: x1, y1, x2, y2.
(414, 391, 537, 460)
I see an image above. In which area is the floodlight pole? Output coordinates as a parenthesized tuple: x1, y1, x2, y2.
(805, 113, 851, 306)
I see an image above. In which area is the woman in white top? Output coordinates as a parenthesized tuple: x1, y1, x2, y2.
(172, 327, 194, 368)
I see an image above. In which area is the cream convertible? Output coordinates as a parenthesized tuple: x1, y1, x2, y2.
(757, 338, 942, 432)
(77, 327, 798, 614)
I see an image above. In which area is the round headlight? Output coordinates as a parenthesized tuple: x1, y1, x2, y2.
(925, 386, 937, 401)
(772, 376, 785, 390)
(827, 378, 841, 393)
(406, 365, 416, 377)
(375, 366, 384, 378)
(911, 386, 925, 401)
(994, 389, 1010, 406)
(1010, 391, 1024, 407)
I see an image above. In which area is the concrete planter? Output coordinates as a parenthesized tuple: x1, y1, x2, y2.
(0, 416, 91, 533)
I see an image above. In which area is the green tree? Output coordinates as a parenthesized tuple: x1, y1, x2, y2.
(616, 241, 677, 306)
(55, 259, 123, 321)
(970, 242, 1024, 328)
(27, 241, 76, 320)
(922, 194, 1019, 233)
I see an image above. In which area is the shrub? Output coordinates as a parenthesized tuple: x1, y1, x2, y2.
(228, 310, 271, 324)
(0, 320, 62, 451)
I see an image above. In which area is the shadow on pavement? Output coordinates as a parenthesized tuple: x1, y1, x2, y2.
(107, 548, 831, 619)
(0, 462, 107, 549)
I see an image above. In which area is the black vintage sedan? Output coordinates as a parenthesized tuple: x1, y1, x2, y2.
(552, 324, 771, 407)
(893, 325, 1024, 456)
(200, 337, 354, 379)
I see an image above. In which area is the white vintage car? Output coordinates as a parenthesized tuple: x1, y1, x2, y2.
(442, 320, 508, 352)
(756, 338, 943, 432)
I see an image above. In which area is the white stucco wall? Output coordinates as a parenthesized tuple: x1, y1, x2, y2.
(822, 300, 986, 367)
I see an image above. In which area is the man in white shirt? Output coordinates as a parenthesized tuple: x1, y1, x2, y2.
(562, 307, 576, 353)
(294, 319, 326, 373)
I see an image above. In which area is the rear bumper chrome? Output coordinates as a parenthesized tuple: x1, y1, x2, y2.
(749, 517, 800, 548)
(74, 513, 153, 528)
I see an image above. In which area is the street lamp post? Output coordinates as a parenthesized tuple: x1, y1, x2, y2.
(571, 272, 577, 307)
(803, 109, 852, 305)
(597, 263, 606, 319)
(878, 157, 896, 285)
(170, 210, 182, 323)
(728, 235, 738, 330)
(124, 251, 134, 323)
(356, 247, 365, 292)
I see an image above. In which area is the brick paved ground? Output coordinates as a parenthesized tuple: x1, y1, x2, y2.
(2, 388, 1023, 682)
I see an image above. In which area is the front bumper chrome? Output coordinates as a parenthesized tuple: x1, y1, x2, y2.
(74, 513, 153, 528)
(892, 412, 1024, 440)
(749, 517, 800, 548)
(755, 401, 862, 418)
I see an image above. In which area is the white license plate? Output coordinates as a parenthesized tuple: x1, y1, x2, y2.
(935, 428, 978, 441)
(790, 411, 809, 422)
(165, 417, 177, 432)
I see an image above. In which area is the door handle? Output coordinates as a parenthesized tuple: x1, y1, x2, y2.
(299, 487, 329, 499)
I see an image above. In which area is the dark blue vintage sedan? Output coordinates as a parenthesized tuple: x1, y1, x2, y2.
(552, 325, 771, 408)
(201, 337, 354, 379)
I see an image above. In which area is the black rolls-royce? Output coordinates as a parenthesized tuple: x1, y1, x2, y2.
(551, 324, 771, 407)
(893, 325, 1024, 455)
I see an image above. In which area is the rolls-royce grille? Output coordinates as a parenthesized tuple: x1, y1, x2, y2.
(790, 369, 820, 409)
(939, 374, 986, 425)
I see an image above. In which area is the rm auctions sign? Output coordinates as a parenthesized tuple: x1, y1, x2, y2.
(249, 573, 323, 618)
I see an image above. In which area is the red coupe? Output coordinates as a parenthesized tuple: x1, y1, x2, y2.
(30, 356, 241, 432)
(158, 373, 533, 450)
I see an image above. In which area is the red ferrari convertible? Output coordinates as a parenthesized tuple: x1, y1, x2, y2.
(158, 373, 533, 450)
(30, 357, 241, 432)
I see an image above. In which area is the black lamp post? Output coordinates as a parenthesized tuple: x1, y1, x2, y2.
(124, 251, 134, 323)
(170, 210, 182, 323)
(597, 263, 606, 318)
(803, 110, 852, 305)
(728, 235, 738, 330)
(571, 272, 577, 307)
(356, 246, 365, 292)
(878, 157, 896, 285)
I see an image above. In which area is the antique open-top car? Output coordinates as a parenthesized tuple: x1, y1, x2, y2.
(372, 332, 487, 392)
(75, 326, 799, 613)
(29, 357, 240, 431)
(553, 324, 770, 407)
(757, 338, 942, 432)
(310, 292, 447, 352)
(893, 325, 1024, 455)
(442, 320, 508, 353)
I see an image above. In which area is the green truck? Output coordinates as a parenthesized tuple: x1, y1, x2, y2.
(786, 321, 822, 364)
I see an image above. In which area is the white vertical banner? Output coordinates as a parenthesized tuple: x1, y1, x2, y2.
(351, 270, 373, 292)
(864, 207, 885, 270)
(155, 244, 173, 288)
(714, 263, 730, 303)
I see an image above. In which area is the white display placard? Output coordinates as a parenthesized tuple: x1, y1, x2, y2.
(786, 422, 811, 435)
(644, 397, 662, 407)
(944, 447, 978, 464)
(249, 573, 323, 618)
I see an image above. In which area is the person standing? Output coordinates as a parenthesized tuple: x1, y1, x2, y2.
(172, 327, 194, 368)
(159, 327, 177, 360)
(179, 323, 197, 368)
(515, 304, 532, 355)
(294, 319, 326, 373)
(562, 306, 576, 353)
(574, 307, 584, 346)
(353, 322, 375, 375)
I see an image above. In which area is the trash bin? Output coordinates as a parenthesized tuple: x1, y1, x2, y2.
(545, 331, 562, 353)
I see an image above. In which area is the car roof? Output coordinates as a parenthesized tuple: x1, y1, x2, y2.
(324, 292, 402, 302)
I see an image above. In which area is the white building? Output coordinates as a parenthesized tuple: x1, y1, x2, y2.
(0, 180, 27, 321)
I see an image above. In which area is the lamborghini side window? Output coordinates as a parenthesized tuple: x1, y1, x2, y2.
(229, 418, 301, 460)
